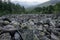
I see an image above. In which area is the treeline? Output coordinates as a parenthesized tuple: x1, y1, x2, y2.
(30, 3, 60, 14)
(0, 1, 25, 16)
(0, 1, 60, 16)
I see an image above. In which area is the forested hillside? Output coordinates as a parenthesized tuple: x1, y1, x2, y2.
(30, 3, 60, 14)
(0, 1, 60, 16)
(0, 1, 25, 16)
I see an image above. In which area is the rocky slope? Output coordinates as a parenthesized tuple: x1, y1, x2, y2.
(0, 14, 60, 40)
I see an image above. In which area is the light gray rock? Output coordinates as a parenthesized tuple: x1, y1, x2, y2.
(51, 33, 60, 40)
(0, 14, 60, 40)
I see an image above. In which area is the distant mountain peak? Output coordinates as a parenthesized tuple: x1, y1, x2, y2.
(37, 0, 60, 7)
(28, 0, 60, 10)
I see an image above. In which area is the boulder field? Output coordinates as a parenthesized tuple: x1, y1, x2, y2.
(0, 14, 60, 40)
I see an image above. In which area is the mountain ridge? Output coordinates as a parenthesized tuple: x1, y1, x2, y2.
(27, 0, 60, 9)
(37, 0, 60, 7)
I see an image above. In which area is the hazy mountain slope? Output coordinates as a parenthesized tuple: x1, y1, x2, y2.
(27, 0, 60, 10)
(37, 0, 60, 7)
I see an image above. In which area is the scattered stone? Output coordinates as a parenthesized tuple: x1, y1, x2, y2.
(0, 14, 60, 40)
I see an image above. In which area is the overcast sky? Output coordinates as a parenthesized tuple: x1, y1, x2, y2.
(10, 0, 50, 7)
(11, 0, 49, 2)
